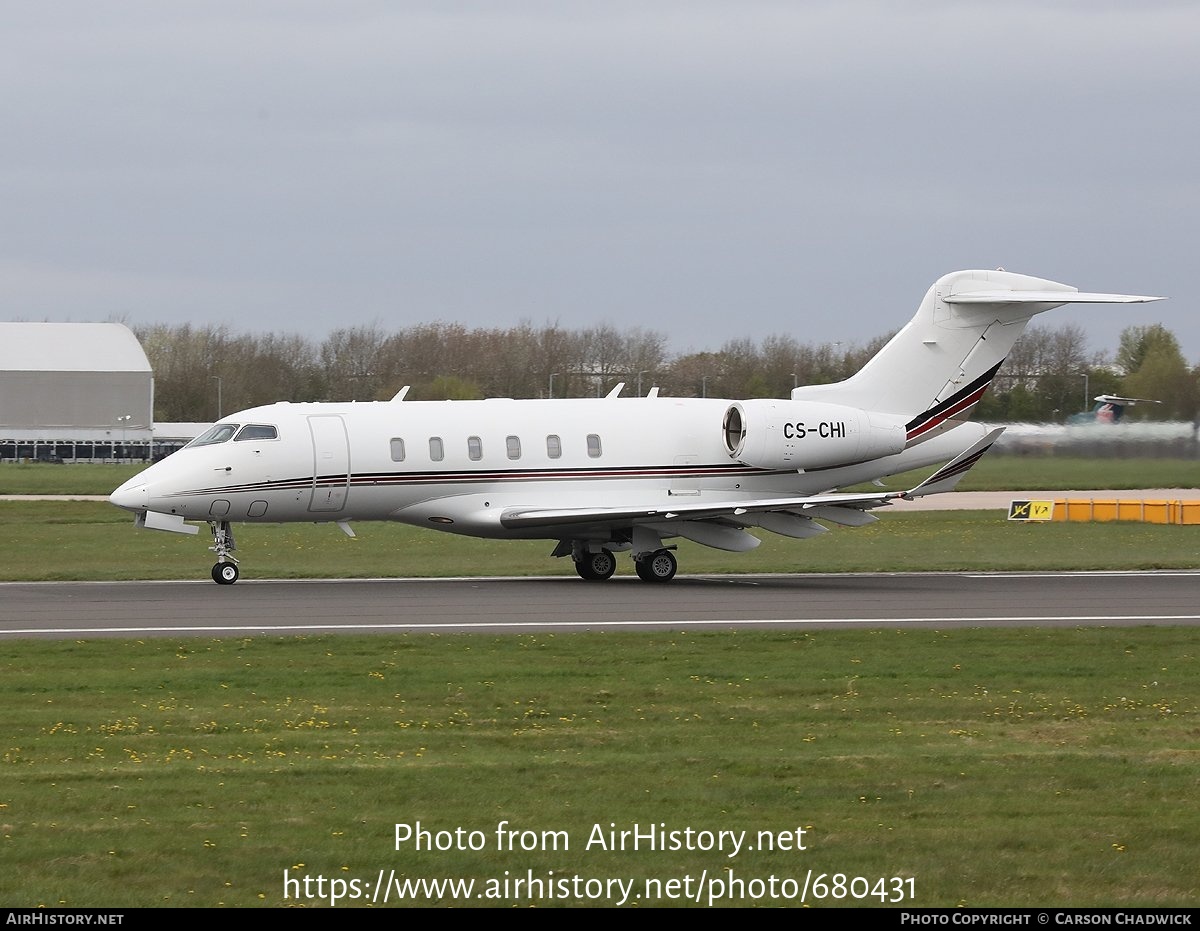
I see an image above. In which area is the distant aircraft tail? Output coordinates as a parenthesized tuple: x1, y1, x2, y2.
(791, 270, 1162, 445)
(1069, 394, 1162, 424)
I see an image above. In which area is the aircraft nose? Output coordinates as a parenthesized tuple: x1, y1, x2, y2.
(109, 480, 148, 512)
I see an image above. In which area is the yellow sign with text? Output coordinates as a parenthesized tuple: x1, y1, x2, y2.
(1007, 500, 1055, 521)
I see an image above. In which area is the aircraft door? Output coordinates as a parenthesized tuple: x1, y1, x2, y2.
(308, 415, 351, 512)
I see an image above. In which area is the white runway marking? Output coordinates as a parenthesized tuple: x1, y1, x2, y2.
(4, 614, 1199, 638)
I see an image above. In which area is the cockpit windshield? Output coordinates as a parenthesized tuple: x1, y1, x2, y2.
(185, 423, 240, 448)
(234, 424, 278, 441)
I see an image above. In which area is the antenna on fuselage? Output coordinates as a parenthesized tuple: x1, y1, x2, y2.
(606, 382, 625, 399)
(390, 386, 411, 402)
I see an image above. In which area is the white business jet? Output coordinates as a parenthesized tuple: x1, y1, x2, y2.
(109, 270, 1161, 584)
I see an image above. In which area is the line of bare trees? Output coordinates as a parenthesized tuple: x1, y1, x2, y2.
(977, 323, 1198, 423)
(135, 319, 1198, 425)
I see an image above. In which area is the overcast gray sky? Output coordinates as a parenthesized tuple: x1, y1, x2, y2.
(3, 1, 1196, 366)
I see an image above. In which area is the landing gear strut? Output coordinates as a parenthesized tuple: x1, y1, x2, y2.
(208, 520, 240, 585)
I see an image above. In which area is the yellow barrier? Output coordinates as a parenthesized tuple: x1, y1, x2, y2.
(1050, 499, 1200, 525)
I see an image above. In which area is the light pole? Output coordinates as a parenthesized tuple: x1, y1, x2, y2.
(1081, 372, 1089, 411)
(210, 375, 223, 420)
(549, 373, 559, 399)
(116, 414, 131, 463)
(637, 370, 648, 397)
(701, 375, 708, 399)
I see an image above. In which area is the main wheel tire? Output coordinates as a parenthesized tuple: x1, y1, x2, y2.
(635, 548, 677, 583)
(212, 562, 239, 585)
(587, 549, 617, 580)
(575, 549, 617, 581)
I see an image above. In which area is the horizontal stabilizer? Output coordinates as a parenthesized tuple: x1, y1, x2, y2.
(1094, 395, 1161, 406)
(946, 291, 1163, 305)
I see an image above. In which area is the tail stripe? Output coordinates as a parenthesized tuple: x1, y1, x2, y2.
(905, 361, 1003, 441)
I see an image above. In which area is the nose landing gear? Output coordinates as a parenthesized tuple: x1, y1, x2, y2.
(208, 520, 240, 585)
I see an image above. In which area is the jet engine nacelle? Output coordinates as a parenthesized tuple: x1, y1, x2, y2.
(722, 399, 907, 470)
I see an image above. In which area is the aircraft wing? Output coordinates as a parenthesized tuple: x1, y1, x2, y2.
(500, 428, 1004, 531)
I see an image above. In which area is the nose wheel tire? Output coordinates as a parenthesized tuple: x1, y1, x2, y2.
(207, 520, 239, 584)
(212, 562, 240, 585)
(635, 548, 677, 583)
(574, 549, 617, 581)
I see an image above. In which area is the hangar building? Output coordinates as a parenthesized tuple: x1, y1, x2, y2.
(1, 322, 154, 461)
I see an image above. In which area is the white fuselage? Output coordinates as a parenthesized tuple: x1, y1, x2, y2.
(111, 395, 981, 542)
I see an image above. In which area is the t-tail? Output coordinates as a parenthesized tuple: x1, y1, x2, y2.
(1067, 394, 1162, 425)
(791, 270, 1163, 445)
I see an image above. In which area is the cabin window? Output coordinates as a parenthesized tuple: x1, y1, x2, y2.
(429, 437, 444, 462)
(186, 424, 239, 448)
(234, 424, 278, 441)
(467, 436, 483, 461)
(587, 434, 602, 458)
(506, 436, 521, 460)
(390, 438, 406, 462)
(546, 434, 562, 459)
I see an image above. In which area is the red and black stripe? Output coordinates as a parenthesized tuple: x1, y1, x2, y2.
(905, 361, 1003, 442)
(171, 461, 790, 498)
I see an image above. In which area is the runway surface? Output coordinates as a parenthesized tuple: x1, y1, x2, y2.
(2, 571, 1197, 639)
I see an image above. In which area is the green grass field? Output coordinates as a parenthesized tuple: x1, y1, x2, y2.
(1, 628, 1196, 908)
(3, 460, 1197, 909)
(2, 501, 1198, 582)
(861, 455, 1199, 492)
(0, 462, 144, 495)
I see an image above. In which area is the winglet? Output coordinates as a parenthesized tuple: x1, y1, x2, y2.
(904, 427, 1005, 498)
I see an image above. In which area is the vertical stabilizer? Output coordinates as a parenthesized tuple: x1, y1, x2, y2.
(791, 270, 1162, 445)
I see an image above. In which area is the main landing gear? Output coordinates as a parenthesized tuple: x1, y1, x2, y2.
(574, 548, 618, 581)
(566, 541, 679, 583)
(208, 520, 240, 585)
(634, 548, 677, 583)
